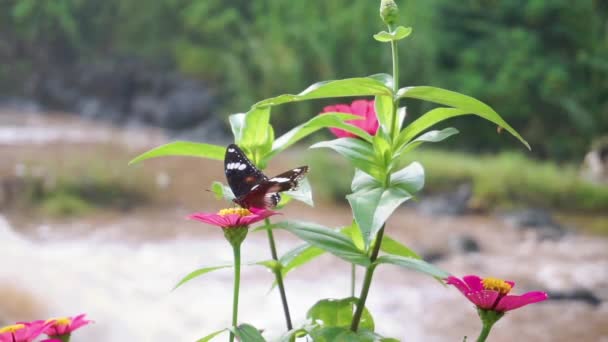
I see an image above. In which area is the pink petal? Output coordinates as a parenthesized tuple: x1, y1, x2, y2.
(463, 275, 484, 292)
(506, 280, 515, 289)
(350, 100, 369, 116)
(466, 290, 500, 310)
(445, 276, 471, 296)
(494, 291, 548, 312)
(322, 105, 337, 113)
(188, 213, 227, 227)
(334, 104, 353, 113)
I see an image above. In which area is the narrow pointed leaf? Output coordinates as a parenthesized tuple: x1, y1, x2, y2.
(351, 169, 381, 193)
(396, 87, 529, 149)
(241, 107, 271, 151)
(173, 265, 232, 290)
(284, 177, 314, 207)
(396, 127, 459, 155)
(374, 255, 449, 278)
(269, 113, 372, 160)
(311, 138, 383, 180)
(253, 76, 392, 108)
(229, 113, 246, 144)
(129, 141, 224, 164)
(279, 243, 325, 276)
(196, 328, 228, 342)
(211, 181, 235, 201)
(374, 95, 394, 135)
(381, 235, 422, 259)
(280, 221, 370, 266)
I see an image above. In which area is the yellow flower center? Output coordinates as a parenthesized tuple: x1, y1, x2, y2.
(46, 317, 71, 326)
(482, 277, 512, 295)
(0, 324, 25, 334)
(218, 208, 251, 217)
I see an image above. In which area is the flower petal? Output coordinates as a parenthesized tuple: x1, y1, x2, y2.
(445, 276, 471, 296)
(463, 275, 484, 292)
(188, 213, 227, 227)
(466, 290, 500, 310)
(494, 291, 548, 312)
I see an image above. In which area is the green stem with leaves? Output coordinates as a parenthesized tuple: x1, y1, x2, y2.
(352, 17, 401, 332)
(265, 218, 293, 330)
(229, 245, 241, 342)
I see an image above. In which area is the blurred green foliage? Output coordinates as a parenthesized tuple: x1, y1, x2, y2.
(1, 0, 606, 160)
(306, 148, 608, 213)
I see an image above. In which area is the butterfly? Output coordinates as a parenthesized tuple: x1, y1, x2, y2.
(224, 144, 309, 209)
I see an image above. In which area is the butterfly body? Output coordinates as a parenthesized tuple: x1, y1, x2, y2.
(224, 144, 308, 209)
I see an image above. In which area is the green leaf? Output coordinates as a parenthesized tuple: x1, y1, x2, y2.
(268, 113, 372, 161)
(347, 163, 424, 248)
(372, 133, 392, 170)
(211, 181, 235, 201)
(254, 259, 281, 273)
(373, 26, 412, 42)
(229, 113, 246, 144)
(284, 177, 314, 207)
(279, 243, 325, 277)
(396, 87, 530, 149)
(396, 127, 459, 155)
(278, 328, 309, 342)
(230, 324, 266, 342)
(381, 235, 422, 259)
(280, 221, 370, 266)
(253, 76, 392, 108)
(196, 329, 228, 342)
(351, 169, 381, 193)
(241, 107, 272, 156)
(340, 221, 365, 251)
(307, 297, 374, 331)
(368, 74, 393, 89)
(374, 254, 449, 278)
(311, 138, 383, 180)
(173, 265, 232, 290)
(129, 141, 224, 164)
(374, 95, 394, 135)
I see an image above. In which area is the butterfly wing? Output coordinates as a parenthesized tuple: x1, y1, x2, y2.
(238, 166, 309, 208)
(224, 144, 267, 199)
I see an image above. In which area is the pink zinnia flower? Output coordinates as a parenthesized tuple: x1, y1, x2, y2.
(446, 275, 548, 312)
(188, 207, 278, 229)
(321, 99, 379, 138)
(44, 314, 92, 337)
(0, 320, 52, 342)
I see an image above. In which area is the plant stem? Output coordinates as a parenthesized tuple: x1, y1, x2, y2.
(476, 322, 493, 342)
(350, 264, 356, 297)
(265, 219, 293, 330)
(229, 245, 241, 342)
(350, 225, 385, 332)
(388, 23, 400, 140)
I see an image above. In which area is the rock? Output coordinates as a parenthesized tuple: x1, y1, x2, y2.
(416, 183, 472, 216)
(501, 208, 565, 240)
(547, 289, 602, 306)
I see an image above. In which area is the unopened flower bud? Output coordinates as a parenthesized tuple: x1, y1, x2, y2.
(380, 0, 399, 26)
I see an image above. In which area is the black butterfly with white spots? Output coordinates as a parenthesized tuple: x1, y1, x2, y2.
(224, 144, 309, 209)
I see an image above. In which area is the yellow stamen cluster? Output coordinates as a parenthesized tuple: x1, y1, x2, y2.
(218, 208, 251, 217)
(482, 277, 512, 295)
(0, 324, 25, 334)
(46, 317, 71, 326)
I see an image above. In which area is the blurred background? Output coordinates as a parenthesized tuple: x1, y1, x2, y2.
(0, 0, 607, 341)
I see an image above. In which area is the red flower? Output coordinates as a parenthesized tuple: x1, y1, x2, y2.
(0, 321, 52, 342)
(188, 207, 278, 229)
(44, 314, 92, 337)
(446, 275, 548, 312)
(321, 99, 379, 138)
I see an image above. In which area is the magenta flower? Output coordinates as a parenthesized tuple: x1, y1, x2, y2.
(321, 99, 379, 138)
(446, 275, 548, 312)
(44, 314, 92, 338)
(188, 207, 278, 229)
(0, 320, 52, 342)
